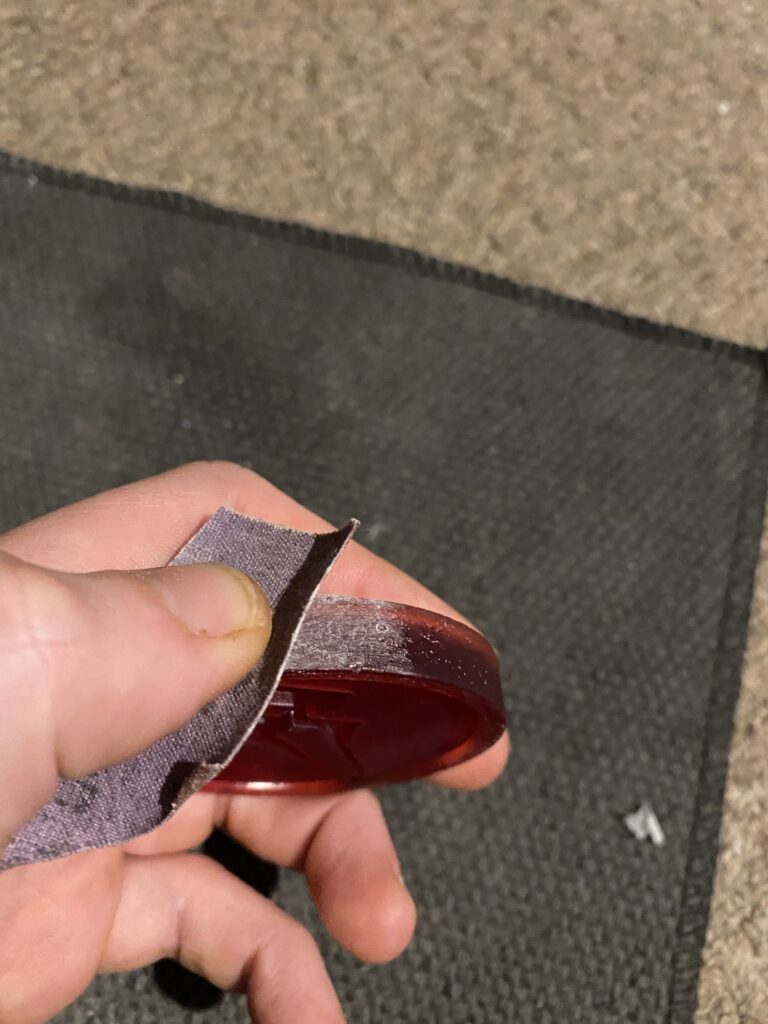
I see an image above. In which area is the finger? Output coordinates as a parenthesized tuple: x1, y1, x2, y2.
(123, 792, 221, 858)
(0, 460, 457, 614)
(0, 851, 122, 1024)
(427, 730, 510, 789)
(102, 853, 345, 1024)
(0, 550, 271, 844)
(127, 788, 417, 964)
(1, 461, 507, 789)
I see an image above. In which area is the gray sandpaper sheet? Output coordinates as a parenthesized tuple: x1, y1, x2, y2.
(0, 152, 766, 1023)
(1, 510, 356, 869)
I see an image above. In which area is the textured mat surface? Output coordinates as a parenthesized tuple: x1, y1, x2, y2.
(0, 157, 766, 1023)
(5, 7, 768, 1012)
(2, 1, 767, 348)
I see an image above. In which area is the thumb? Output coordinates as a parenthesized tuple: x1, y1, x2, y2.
(0, 551, 271, 844)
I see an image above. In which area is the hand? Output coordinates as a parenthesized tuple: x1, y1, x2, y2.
(0, 462, 508, 1024)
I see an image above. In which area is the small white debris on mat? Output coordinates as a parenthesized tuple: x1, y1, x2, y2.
(623, 802, 665, 846)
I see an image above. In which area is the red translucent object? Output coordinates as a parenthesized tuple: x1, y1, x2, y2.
(205, 601, 505, 796)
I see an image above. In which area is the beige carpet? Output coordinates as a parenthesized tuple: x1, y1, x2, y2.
(1, 2, 767, 1019)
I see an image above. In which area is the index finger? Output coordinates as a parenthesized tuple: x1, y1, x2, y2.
(0, 461, 508, 788)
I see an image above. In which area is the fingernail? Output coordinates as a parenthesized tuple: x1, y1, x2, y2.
(141, 564, 271, 638)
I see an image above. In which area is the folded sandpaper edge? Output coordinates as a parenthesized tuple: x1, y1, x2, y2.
(167, 509, 359, 804)
(0, 510, 356, 870)
(1, 152, 765, 1019)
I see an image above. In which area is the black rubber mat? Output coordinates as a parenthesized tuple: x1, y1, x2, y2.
(0, 153, 766, 1024)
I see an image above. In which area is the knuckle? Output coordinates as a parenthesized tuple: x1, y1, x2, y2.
(258, 915, 319, 975)
(341, 786, 383, 821)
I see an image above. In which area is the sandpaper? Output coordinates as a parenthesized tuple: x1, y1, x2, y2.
(0, 152, 766, 1023)
(1, 510, 355, 869)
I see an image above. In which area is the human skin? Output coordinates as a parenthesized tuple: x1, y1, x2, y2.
(0, 461, 508, 1024)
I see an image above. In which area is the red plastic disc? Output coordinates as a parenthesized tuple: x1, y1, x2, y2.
(205, 600, 505, 795)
